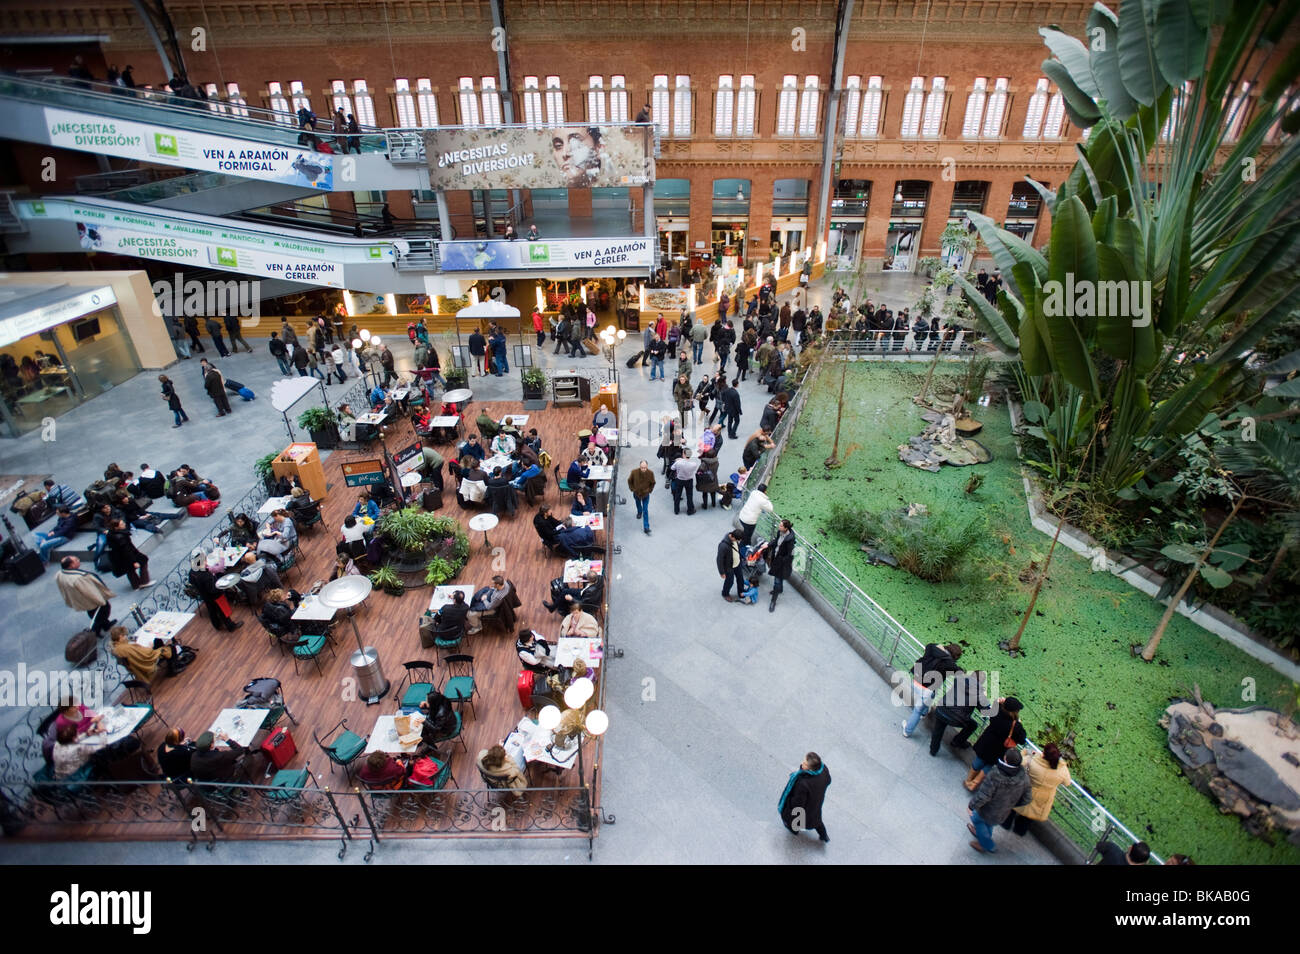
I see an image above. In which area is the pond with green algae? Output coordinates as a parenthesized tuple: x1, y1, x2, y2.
(767, 361, 1299, 865)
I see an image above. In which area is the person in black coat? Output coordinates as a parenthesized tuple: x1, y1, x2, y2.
(106, 519, 151, 589)
(205, 317, 231, 357)
(533, 506, 563, 549)
(419, 688, 458, 746)
(468, 329, 487, 376)
(190, 731, 246, 782)
(966, 696, 1027, 791)
(434, 589, 471, 632)
(716, 530, 745, 602)
(187, 549, 241, 631)
(203, 363, 232, 415)
(767, 519, 796, 612)
(931, 670, 989, 756)
(902, 641, 964, 738)
(291, 345, 310, 377)
(159, 374, 188, 428)
(157, 728, 195, 779)
(717, 384, 742, 439)
(778, 752, 831, 842)
(183, 314, 205, 352)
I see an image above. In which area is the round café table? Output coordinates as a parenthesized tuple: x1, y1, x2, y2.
(318, 575, 388, 703)
(443, 388, 473, 414)
(468, 512, 498, 551)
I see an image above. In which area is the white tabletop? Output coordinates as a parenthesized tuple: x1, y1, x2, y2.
(506, 716, 580, 769)
(431, 415, 460, 427)
(498, 415, 528, 427)
(365, 713, 425, 755)
(400, 471, 423, 488)
(586, 465, 614, 481)
(207, 707, 264, 749)
(569, 513, 604, 531)
(597, 426, 619, 441)
(132, 611, 195, 647)
(468, 513, 499, 533)
(390, 386, 411, 400)
(207, 545, 248, 571)
(355, 412, 387, 425)
(556, 636, 604, 669)
(563, 559, 602, 584)
(428, 584, 475, 613)
(481, 453, 513, 473)
(292, 593, 337, 622)
(443, 388, 473, 403)
(215, 571, 243, 591)
(258, 495, 291, 515)
(77, 705, 151, 749)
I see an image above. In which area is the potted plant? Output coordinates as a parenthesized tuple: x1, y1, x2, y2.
(424, 556, 458, 587)
(297, 406, 339, 449)
(444, 366, 470, 390)
(428, 515, 470, 566)
(254, 451, 279, 491)
(368, 565, 406, 597)
(521, 366, 548, 405)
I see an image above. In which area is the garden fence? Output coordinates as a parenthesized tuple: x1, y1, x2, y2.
(740, 350, 1159, 864)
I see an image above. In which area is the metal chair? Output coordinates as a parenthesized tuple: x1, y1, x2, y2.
(397, 660, 436, 710)
(313, 719, 368, 780)
(290, 633, 334, 676)
(554, 464, 576, 498)
(118, 679, 169, 729)
(431, 620, 465, 657)
(439, 654, 477, 721)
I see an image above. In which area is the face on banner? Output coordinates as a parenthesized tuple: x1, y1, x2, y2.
(425, 124, 652, 190)
(550, 127, 606, 188)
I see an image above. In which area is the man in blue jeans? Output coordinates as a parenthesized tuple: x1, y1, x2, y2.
(626, 460, 655, 535)
(33, 507, 79, 563)
(967, 747, 1031, 853)
(647, 334, 667, 380)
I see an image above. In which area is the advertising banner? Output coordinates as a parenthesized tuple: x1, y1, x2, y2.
(393, 443, 424, 478)
(424, 124, 653, 190)
(44, 106, 333, 189)
(438, 237, 654, 272)
(643, 288, 690, 313)
(342, 460, 386, 488)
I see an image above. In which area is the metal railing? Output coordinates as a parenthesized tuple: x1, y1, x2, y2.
(740, 351, 1158, 864)
(825, 330, 977, 356)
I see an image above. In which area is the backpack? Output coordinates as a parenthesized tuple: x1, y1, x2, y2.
(410, 756, 441, 786)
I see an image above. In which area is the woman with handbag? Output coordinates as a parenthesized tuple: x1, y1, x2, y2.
(1002, 742, 1071, 836)
(964, 696, 1027, 791)
(187, 549, 242, 632)
(106, 519, 152, 590)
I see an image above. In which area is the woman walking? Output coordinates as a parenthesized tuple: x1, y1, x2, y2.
(159, 374, 189, 428)
(106, 518, 152, 590)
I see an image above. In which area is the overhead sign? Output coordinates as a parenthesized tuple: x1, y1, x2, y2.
(393, 442, 424, 478)
(424, 124, 653, 190)
(44, 106, 333, 189)
(342, 459, 386, 487)
(438, 237, 654, 272)
(0, 285, 116, 348)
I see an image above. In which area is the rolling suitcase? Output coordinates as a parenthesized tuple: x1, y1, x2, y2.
(582, 338, 599, 355)
(6, 549, 43, 584)
(261, 727, 297, 769)
(421, 487, 442, 511)
(516, 670, 535, 708)
(625, 350, 644, 368)
(64, 629, 97, 666)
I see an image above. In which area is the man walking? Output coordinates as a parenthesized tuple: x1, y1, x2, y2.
(205, 317, 231, 357)
(183, 314, 205, 352)
(717, 379, 742, 439)
(224, 312, 254, 353)
(647, 333, 667, 380)
(689, 318, 708, 364)
(967, 747, 1032, 854)
(468, 327, 487, 375)
(641, 322, 654, 367)
(767, 518, 796, 612)
(778, 752, 831, 843)
(672, 373, 693, 427)
(56, 555, 116, 635)
(716, 529, 744, 601)
(627, 459, 655, 535)
(268, 332, 291, 374)
(379, 343, 396, 387)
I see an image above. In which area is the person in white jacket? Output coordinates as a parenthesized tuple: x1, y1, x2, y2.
(737, 482, 773, 543)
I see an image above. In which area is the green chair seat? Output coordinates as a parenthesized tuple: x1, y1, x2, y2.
(443, 675, 475, 703)
(268, 768, 310, 799)
(294, 634, 327, 658)
(431, 710, 462, 743)
(331, 730, 367, 763)
(401, 681, 434, 708)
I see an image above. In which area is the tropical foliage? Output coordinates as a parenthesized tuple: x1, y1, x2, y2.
(957, 0, 1300, 503)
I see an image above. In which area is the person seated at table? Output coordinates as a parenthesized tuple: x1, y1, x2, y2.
(475, 408, 500, 440)
(569, 490, 594, 517)
(351, 491, 381, 522)
(581, 443, 608, 468)
(109, 625, 174, 682)
(256, 510, 298, 558)
(222, 512, 259, 547)
(533, 505, 564, 549)
(509, 459, 543, 491)
(237, 552, 283, 604)
(412, 406, 433, 432)
(190, 731, 246, 783)
(489, 430, 516, 457)
(419, 687, 458, 737)
(467, 575, 510, 634)
(259, 587, 302, 636)
(330, 552, 361, 581)
(340, 514, 370, 548)
(368, 383, 387, 407)
(51, 723, 95, 780)
(517, 629, 558, 672)
(188, 549, 242, 632)
(156, 728, 194, 780)
(270, 472, 303, 498)
(559, 600, 601, 639)
(546, 658, 594, 699)
(554, 518, 598, 560)
(438, 399, 459, 418)
(516, 440, 540, 470)
(523, 428, 542, 454)
(566, 459, 589, 488)
(56, 702, 104, 737)
(285, 486, 316, 518)
(358, 750, 410, 789)
(477, 744, 527, 792)
(543, 569, 603, 614)
(486, 465, 515, 499)
(457, 463, 488, 506)
(433, 589, 471, 633)
(458, 434, 486, 463)
(592, 406, 614, 431)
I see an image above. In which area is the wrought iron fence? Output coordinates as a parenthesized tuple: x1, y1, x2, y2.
(740, 353, 1159, 864)
(824, 329, 977, 355)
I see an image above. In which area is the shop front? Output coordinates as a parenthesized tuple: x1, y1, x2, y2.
(711, 222, 748, 271)
(0, 284, 140, 437)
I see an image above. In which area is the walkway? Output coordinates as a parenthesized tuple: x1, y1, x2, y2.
(0, 271, 1055, 863)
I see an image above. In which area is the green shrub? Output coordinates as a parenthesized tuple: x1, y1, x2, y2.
(424, 556, 459, 586)
(830, 500, 982, 582)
